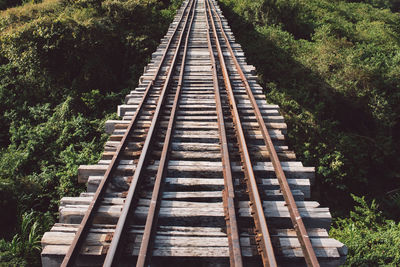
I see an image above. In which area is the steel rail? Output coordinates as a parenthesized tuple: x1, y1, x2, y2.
(135, 0, 197, 266)
(205, 0, 277, 266)
(208, 1, 320, 266)
(60, 1, 192, 266)
(103, 0, 197, 265)
(203, 1, 243, 266)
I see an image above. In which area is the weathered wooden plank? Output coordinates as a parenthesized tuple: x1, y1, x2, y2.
(58, 199, 331, 229)
(41, 230, 344, 258)
(79, 158, 313, 183)
(78, 165, 135, 183)
(86, 176, 309, 197)
(42, 0, 345, 265)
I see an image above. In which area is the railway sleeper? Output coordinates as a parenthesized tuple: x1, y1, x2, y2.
(102, 142, 297, 165)
(42, 0, 346, 265)
(83, 178, 306, 201)
(120, 98, 276, 111)
(77, 161, 315, 183)
(101, 148, 297, 162)
(107, 129, 286, 144)
(103, 140, 291, 153)
(118, 103, 280, 116)
(84, 176, 309, 198)
(57, 199, 331, 230)
(41, 225, 346, 266)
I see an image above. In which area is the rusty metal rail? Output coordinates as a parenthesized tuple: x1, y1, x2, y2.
(55, 0, 330, 266)
(103, 0, 196, 265)
(60, 0, 193, 265)
(205, 0, 277, 265)
(204, 2, 243, 266)
(136, 1, 197, 266)
(207, 0, 320, 266)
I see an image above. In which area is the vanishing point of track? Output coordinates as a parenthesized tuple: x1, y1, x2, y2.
(41, 0, 347, 266)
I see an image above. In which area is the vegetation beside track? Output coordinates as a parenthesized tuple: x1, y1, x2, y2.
(1, 0, 399, 265)
(218, 0, 400, 265)
(0, 0, 182, 265)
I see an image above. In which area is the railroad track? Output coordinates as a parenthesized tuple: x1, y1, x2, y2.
(41, 0, 347, 266)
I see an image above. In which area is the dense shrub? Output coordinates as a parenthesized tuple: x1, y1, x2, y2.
(331, 195, 400, 265)
(345, 0, 400, 11)
(0, 0, 181, 265)
(1, 0, 399, 264)
(218, 0, 400, 264)
(0, 211, 53, 265)
(218, 0, 400, 215)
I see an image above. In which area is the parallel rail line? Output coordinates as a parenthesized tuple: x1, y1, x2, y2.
(41, 0, 347, 266)
(206, 0, 319, 266)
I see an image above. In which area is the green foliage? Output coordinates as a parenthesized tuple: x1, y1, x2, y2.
(331, 195, 400, 265)
(218, 0, 400, 215)
(0, 0, 181, 264)
(345, 0, 400, 11)
(0, 211, 53, 266)
(218, 0, 400, 264)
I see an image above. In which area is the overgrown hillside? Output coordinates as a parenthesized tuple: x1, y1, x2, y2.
(0, 0, 181, 265)
(218, 0, 400, 265)
(1, 0, 399, 265)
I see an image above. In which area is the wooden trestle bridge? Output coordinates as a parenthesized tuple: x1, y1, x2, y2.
(41, 0, 347, 266)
